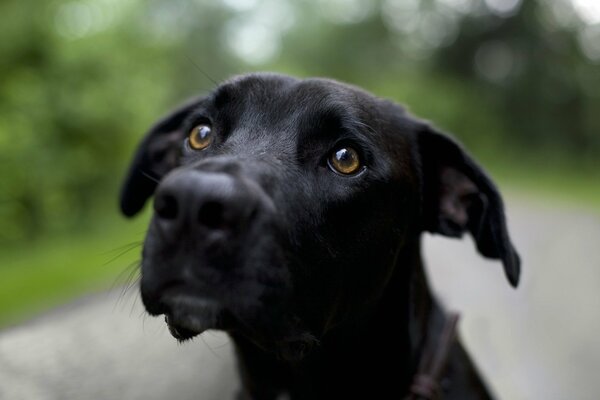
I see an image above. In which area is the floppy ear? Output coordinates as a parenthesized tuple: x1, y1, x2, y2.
(417, 124, 521, 287)
(120, 97, 204, 217)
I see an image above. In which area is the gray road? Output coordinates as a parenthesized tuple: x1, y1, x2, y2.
(1, 195, 599, 400)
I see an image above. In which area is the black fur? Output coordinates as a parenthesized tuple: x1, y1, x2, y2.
(120, 73, 520, 399)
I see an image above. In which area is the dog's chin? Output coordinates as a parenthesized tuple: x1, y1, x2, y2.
(160, 298, 319, 361)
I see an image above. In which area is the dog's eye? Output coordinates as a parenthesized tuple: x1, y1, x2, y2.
(188, 124, 213, 150)
(328, 147, 361, 175)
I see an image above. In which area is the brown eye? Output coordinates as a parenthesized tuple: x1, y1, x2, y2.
(188, 124, 213, 150)
(328, 147, 362, 175)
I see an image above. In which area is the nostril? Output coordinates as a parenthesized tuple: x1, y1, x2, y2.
(155, 194, 178, 220)
(197, 201, 225, 229)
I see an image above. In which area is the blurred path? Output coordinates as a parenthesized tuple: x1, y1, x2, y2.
(1, 195, 599, 400)
(0, 292, 238, 400)
(425, 195, 600, 400)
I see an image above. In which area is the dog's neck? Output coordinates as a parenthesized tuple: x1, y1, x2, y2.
(407, 240, 442, 359)
(351, 236, 450, 396)
(320, 237, 442, 393)
(232, 237, 449, 398)
(376, 236, 442, 375)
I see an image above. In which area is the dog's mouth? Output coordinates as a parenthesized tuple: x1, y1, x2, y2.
(164, 315, 200, 341)
(149, 286, 321, 361)
(160, 294, 231, 341)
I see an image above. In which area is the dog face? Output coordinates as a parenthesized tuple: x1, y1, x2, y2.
(120, 73, 519, 359)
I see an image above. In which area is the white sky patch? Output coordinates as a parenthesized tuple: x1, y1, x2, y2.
(55, 2, 105, 39)
(579, 24, 600, 61)
(54, 0, 128, 40)
(221, 0, 259, 12)
(436, 0, 476, 14)
(484, 0, 522, 17)
(381, 0, 421, 34)
(318, 0, 375, 24)
(225, 21, 281, 65)
(382, 0, 458, 52)
(571, 0, 600, 24)
(223, 0, 294, 65)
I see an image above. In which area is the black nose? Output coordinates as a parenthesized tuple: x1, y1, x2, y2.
(153, 170, 254, 233)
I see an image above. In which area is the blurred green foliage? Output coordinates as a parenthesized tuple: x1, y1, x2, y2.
(0, 0, 599, 324)
(1, 0, 599, 244)
(0, 211, 145, 326)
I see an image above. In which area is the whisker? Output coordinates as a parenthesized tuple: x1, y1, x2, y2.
(112, 261, 142, 311)
(129, 284, 141, 317)
(102, 242, 142, 266)
(141, 170, 160, 184)
(185, 54, 219, 87)
(200, 334, 222, 359)
(116, 275, 140, 312)
(102, 241, 142, 256)
(122, 273, 141, 301)
(355, 119, 377, 135)
(110, 259, 141, 292)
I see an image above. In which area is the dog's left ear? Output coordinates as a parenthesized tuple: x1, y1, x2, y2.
(120, 97, 204, 217)
(417, 123, 520, 287)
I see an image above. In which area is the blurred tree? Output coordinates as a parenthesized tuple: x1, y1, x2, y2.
(434, 0, 600, 162)
(0, 0, 598, 246)
(0, 0, 180, 240)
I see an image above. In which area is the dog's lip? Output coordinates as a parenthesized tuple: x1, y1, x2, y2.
(165, 315, 201, 341)
(161, 294, 226, 340)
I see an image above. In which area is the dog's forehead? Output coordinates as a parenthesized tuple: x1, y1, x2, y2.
(206, 74, 417, 155)
(217, 73, 368, 100)
(211, 74, 380, 124)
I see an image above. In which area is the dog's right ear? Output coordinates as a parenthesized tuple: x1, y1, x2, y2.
(120, 97, 204, 217)
(416, 122, 521, 287)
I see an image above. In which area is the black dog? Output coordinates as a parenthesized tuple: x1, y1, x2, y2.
(120, 73, 520, 399)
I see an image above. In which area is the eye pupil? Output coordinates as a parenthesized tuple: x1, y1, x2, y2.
(329, 146, 361, 175)
(189, 124, 213, 150)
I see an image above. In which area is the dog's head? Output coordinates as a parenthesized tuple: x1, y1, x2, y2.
(120, 73, 519, 359)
